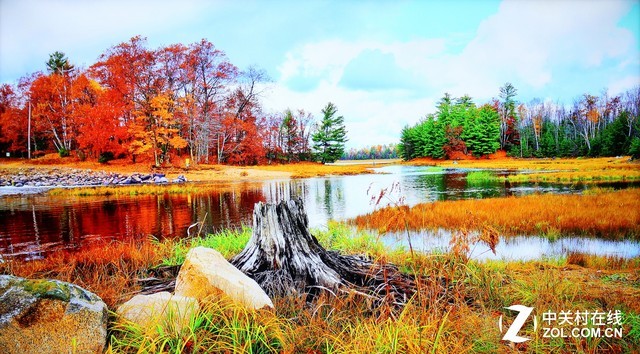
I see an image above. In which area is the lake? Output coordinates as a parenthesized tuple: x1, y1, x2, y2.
(1, 166, 638, 260)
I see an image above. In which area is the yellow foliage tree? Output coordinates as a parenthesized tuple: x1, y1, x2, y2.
(129, 93, 187, 165)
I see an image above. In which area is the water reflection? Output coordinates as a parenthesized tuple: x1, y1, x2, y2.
(382, 229, 640, 261)
(0, 185, 265, 258)
(1, 166, 638, 259)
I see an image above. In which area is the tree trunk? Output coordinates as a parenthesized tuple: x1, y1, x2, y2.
(231, 198, 417, 306)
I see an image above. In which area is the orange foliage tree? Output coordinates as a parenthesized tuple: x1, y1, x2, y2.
(1, 36, 279, 165)
(0, 83, 29, 154)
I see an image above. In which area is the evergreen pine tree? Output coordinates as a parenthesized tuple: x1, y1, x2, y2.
(312, 102, 348, 163)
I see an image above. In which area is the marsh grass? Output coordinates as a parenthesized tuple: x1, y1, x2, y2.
(409, 156, 640, 184)
(48, 183, 229, 197)
(109, 296, 287, 353)
(353, 188, 640, 240)
(466, 171, 498, 184)
(0, 237, 164, 308)
(2, 222, 639, 353)
(158, 227, 252, 266)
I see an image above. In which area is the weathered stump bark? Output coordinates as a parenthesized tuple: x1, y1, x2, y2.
(231, 198, 417, 305)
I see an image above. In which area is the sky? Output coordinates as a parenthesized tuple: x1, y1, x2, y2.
(1, 0, 639, 149)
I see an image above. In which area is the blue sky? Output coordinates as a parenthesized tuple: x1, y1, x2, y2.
(1, 0, 638, 149)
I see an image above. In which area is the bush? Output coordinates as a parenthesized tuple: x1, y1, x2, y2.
(77, 150, 87, 161)
(58, 148, 70, 157)
(629, 137, 640, 159)
(98, 151, 115, 164)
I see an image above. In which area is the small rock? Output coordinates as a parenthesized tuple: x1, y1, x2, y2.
(116, 292, 199, 333)
(154, 177, 169, 183)
(172, 175, 187, 183)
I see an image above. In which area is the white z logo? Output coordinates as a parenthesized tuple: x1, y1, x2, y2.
(499, 305, 535, 343)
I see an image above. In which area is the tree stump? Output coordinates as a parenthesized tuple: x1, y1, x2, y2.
(231, 198, 417, 306)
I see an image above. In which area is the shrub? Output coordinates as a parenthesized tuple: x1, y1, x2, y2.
(58, 148, 70, 157)
(98, 151, 115, 164)
(629, 137, 640, 159)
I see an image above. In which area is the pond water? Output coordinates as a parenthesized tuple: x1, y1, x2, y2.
(382, 229, 640, 261)
(1, 166, 638, 260)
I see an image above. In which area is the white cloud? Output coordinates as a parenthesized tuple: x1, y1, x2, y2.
(262, 81, 436, 149)
(267, 0, 637, 148)
(609, 75, 640, 96)
(0, 0, 211, 81)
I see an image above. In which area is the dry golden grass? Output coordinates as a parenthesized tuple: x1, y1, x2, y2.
(407, 155, 636, 170)
(500, 169, 640, 182)
(0, 238, 166, 308)
(353, 188, 640, 238)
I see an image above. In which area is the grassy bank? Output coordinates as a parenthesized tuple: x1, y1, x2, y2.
(1, 222, 639, 353)
(353, 188, 640, 239)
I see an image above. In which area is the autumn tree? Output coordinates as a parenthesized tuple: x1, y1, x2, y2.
(29, 52, 81, 155)
(182, 39, 238, 164)
(129, 93, 187, 165)
(217, 67, 268, 165)
(89, 36, 155, 160)
(312, 102, 347, 163)
(0, 84, 28, 155)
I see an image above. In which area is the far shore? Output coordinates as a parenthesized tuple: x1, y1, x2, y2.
(1, 155, 638, 196)
(0, 155, 388, 195)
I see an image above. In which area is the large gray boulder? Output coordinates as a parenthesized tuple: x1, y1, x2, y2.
(0, 275, 107, 354)
(174, 247, 274, 309)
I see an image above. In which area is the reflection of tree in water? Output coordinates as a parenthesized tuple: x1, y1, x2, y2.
(442, 173, 467, 199)
(407, 173, 446, 201)
(407, 171, 506, 201)
(59, 205, 81, 247)
(189, 186, 266, 234)
(263, 180, 308, 203)
(312, 178, 345, 220)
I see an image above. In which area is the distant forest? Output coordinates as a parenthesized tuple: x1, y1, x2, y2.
(341, 144, 399, 160)
(400, 83, 640, 160)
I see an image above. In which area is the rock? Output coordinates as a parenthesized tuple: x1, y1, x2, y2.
(116, 292, 199, 333)
(120, 177, 133, 185)
(0, 275, 107, 354)
(175, 247, 274, 310)
(154, 176, 169, 183)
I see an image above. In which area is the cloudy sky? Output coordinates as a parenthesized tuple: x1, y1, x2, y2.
(1, 0, 638, 149)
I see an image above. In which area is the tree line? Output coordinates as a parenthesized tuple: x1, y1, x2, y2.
(341, 144, 399, 160)
(0, 36, 347, 165)
(400, 83, 640, 160)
